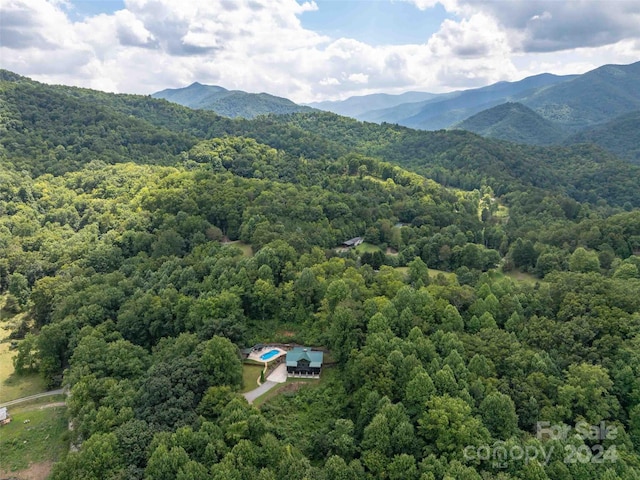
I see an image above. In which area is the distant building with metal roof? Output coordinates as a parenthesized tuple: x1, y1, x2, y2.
(342, 237, 363, 248)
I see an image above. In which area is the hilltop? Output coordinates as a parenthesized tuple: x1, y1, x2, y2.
(152, 82, 315, 118)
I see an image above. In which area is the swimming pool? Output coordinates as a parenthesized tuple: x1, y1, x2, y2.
(260, 349, 280, 361)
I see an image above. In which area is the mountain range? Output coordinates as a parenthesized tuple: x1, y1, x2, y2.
(310, 61, 640, 131)
(150, 62, 640, 163)
(152, 82, 315, 119)
(2, 68, 639, 208)
(309, 60, 640, 162)
(329, 72, 576, 130)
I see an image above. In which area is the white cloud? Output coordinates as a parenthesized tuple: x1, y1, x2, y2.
(319, 77, 340, 86)
(0, 0, 639, 102)
(348, 73, 369, 84)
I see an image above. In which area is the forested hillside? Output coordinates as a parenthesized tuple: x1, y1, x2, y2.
(455, 103, 565, 146)
(452, 62, 640, 151)
(565, 111, 640, 165)
(1, 71, 640, 480)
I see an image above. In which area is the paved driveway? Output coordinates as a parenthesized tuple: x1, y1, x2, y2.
(242, 381, 277, 404)
(267, 363, 287, 383)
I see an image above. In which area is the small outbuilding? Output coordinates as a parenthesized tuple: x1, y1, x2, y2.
(0, 407, 11, 426)
(286, 347, 323, 377)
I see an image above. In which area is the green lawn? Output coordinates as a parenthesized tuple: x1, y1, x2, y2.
(241, 363, 264, 393)
(355, 242, 382, 254)
(0, 321, 47, 403)
(428, 268, 456, 280)
(0, 405, 69, 472)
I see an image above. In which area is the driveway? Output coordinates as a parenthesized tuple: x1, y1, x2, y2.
(0, 388, 66, 407)
(266, 363, 287, 383)
(242, 381, 277, 404)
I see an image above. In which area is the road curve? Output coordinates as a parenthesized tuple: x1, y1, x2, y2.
(0, 388, 66, 407)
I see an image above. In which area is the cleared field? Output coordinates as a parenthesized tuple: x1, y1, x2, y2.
(0, 322, 46, 403)
(0, 404, 68, 473)
(354, 242, 382, 254)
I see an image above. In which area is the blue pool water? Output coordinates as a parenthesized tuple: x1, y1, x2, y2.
(260, 349, 280, 361)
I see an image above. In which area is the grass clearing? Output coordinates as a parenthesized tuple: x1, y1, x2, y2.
(241, 363, 264, 393)
(395, 266, 457, 283)
(355, 242, 381, 254)
(428, 268, 456, 281)
(0, 405, 68, 472)
(222, 240, 253, 257)
(0, 321, 47, 404)
(505, 269, 539, 285)
(494, 204, 510, 220)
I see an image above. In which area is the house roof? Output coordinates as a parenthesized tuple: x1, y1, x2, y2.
(286, 347, 323, 368)
(0, 407, 7, 421)
(343, 237, 363, 246)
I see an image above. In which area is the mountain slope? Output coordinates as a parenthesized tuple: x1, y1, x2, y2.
(362, 72, 575, 129)
(262, 112, 640, 208)
(2, 69, 639, 209)
(521, 61, 640, 130)
(152, 82, 314, 118)
(0, 71, 196, 175)
(565, 110, 640, 164)
(455, 102, 566, 145)
(324, 60, 640, 138)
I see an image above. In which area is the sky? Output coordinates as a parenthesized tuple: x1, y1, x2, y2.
(1, 0, 639, 103)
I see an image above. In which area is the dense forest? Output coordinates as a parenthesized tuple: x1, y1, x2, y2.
(1, 71, 640, 479)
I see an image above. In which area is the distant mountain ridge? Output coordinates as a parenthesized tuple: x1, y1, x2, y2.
(310, 72, 576, 129)
(310, 61, 640, 141)
(149, 60, 640, 163)
(369, 72, 577, 130)
(519, 61, 640, 130)
(152, 82, 315, 119)
(307, 91, 441, 118)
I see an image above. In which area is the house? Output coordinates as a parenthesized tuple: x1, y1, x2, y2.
(0, 407, 10, 426)
(286, 347, 323, 377)
(342, 237, 363, 248)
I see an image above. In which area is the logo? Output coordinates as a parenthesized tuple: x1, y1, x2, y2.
(463, 420, 619, 469)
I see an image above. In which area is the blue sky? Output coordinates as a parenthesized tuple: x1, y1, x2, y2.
(300, 1, 452, 46)
(1, 0, 639, 102)
(65, 0, 125, 20)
